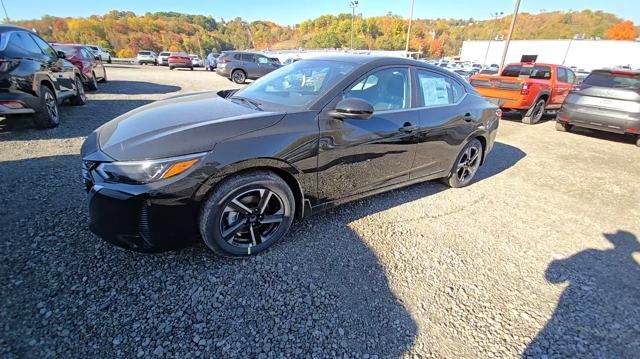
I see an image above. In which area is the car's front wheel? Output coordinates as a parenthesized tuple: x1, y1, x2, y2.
(199, 170, 295, 257)
(444, 139, 483, 188)
(87, 72, 98, 91)
(635, 136, 640, 147)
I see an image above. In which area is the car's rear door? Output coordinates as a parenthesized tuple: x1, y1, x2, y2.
(553, 67, 574, 106)
(29, 32, 75, 94)
(411, 68, 477, 178)
(241, 53, 259, 78)
(317, 66, 420, 201)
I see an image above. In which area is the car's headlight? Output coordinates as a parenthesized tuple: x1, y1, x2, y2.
(96, 153, 206, 184)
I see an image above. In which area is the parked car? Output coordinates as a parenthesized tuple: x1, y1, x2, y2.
(453, 70, 473, 81)
(269, 57, 281, 65)
(158, 51, 173, 66)
(81, 56, 500, 256)
(51, 43, 107, 91)
(215, 51, 282, 84)
(189, 54, 203, 67)
(206, 52, 220, 71)
(87, 45, 111, 63)
(478, 69, 499, 75)
(136, 50, 157, 65)
(168, 53, 193, 70)
(556, 69, 640, 146)
(470, 62, 576, 124)
(0, 25, 86, 128)
(283, 57, 302, 65)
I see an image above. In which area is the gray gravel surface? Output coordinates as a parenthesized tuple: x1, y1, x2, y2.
(1, 65, 639, 358)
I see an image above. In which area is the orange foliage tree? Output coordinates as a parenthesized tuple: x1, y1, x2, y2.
(606, 21, 638, 40)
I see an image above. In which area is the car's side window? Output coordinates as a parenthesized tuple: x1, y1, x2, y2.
(9, 32, 44, 56)
(416, 70, 457, 107)
(257, 56, 270, 64)
(566, 69, 576, 84)
(241, 54, 255, 62)
(557, 67, 568, 83)
(29, 34, 57, 58)
(343, 67, 409, 111)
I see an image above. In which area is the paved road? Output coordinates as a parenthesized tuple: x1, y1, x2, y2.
(1, 64, 639, 358)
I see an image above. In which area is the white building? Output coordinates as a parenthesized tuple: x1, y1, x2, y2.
(460, 39, 640, 71)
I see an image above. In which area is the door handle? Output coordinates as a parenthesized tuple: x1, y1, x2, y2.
(399, 124, 418, 133)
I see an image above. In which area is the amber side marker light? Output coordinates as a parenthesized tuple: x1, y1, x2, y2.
(161, 159, 200, 179)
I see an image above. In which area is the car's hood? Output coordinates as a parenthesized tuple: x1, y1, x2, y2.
(90, 92, 285, 161)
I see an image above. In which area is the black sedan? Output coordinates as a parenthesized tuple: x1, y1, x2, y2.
(81, 56, 500, 257)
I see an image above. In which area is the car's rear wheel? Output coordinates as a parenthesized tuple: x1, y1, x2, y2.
(169, 66, 174, 70)
(522, 99, 546, 124)
(33, 86, 59, 129)
(232, 69, 246, 84)
(69, 75, 87, 106)
(555, 121, 572, 132)
(190, 66, 194, 71)
(444, 139, 483, 188)
(87, 72, 98, 91)
(635, 136, 640, 147)
(107, 56, 112, 64)
(199, 170, 295, 257)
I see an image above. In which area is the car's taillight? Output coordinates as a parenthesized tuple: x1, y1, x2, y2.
(521, 82, 530, 95)
(0, 101, 25, 109)
(217, 58, 229, 63)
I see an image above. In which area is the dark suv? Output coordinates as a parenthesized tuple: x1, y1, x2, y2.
(215, 51, 281, 84)
(0, 25, 86, 128)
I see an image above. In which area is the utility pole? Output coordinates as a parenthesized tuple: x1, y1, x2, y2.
(404, 0, 415, 57)
(482, 12, 503, 66)
(1, 0, 10, 24)
(350, 1, 359, 52)
(499, 0, 521, 70)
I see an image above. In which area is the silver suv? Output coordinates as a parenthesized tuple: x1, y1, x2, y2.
(136, 50, 157, 65)
(215, 51, 281, 84)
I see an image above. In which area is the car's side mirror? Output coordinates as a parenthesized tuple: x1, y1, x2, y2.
(56, 51, 66, 59)
(328, 98, 374, 120)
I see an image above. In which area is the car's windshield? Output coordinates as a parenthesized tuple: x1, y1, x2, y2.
(160, 52, 170, 56)
(583, 71, 640, 89)
(234, 59, 356, 109)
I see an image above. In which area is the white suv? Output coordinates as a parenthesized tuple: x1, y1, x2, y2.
(137, 51, 158, 65)
(88, 45, 112, 63)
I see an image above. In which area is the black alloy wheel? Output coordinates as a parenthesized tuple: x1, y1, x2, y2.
(33, 86, 59, 128)
(199, 171, 295, 257)
(445, 139, 483, 188)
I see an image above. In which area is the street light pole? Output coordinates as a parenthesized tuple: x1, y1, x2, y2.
(404, 0, 415, 57)
(499, 0, 521, 70)
(350, 1, 359, 52)
(0, 0, 10, 23)
(482, 12, 503, 67)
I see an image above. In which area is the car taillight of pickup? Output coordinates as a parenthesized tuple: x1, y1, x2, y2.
(469, 62, 577, 124)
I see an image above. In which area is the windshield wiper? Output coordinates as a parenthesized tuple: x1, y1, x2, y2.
(229, 96, 262, 111)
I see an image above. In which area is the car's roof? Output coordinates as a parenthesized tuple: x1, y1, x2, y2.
(50, 43, 87, 48)
(594, 68, 640, 75)
(0, 24, 30, 33)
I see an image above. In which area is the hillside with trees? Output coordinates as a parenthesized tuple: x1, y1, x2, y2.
(11, 9, 638, 58)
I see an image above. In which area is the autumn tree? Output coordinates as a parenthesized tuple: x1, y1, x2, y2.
(606, 21, 638, 40)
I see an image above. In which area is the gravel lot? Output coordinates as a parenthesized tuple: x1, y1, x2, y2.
(1, 64, 639, 358)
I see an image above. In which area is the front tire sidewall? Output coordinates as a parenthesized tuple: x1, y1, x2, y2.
(232, 70, 246, 84)
(69, 76, 87, 106)
(199, 173, 295, 257)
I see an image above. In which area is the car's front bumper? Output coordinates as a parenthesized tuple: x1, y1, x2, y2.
(558, 103, 640, 135)
(82, 156, 202, 252)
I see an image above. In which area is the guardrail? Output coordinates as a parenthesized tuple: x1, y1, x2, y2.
(110, 58, 137, 65)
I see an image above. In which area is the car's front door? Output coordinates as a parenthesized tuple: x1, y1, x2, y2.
(411, 69, 477, 178)
(256, 55, 277, 77)
(241, 54, 259, 78)
(29, 33, 75, 93)
(317, 66, 421, 201)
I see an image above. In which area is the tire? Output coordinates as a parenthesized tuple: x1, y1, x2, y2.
(169, 66, 174, 70)
(231, 69, 246, 84)
(99, 69, 107, 83)
(87, 72, 98, 91)
(555, 121, 571, 132)
(522, 98, 546, 125)
(444, 139, 483, 188)
(69, 75, 87, 106)
(190, 66, 194, 71)
(199, 170, 295, 257)
(32, 85, 59, 129)
(635, 136, 640, 147)
(107, 56, 112, 64)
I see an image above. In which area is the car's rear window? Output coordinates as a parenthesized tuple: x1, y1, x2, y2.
(583, 71, 640, 89)
(138, 51, 151, 55)
(502, 65, 552, 79)
(52, 45, 78, 57)
(160, 52, 170, 56)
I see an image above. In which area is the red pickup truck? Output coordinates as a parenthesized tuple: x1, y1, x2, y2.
(470, 62, 577, 124)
